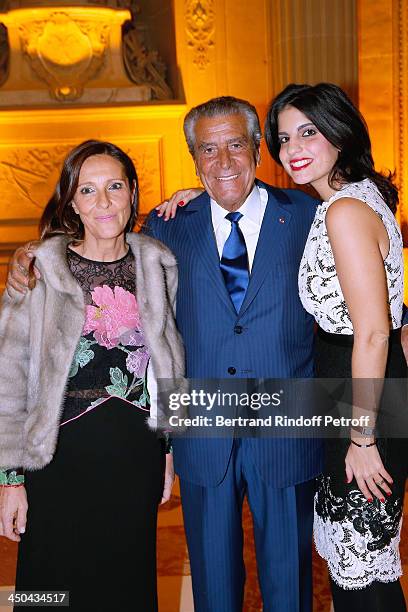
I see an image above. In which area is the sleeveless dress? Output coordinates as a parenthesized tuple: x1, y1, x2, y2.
(298, 179, 407, 592)
(14, 248, 165, 612)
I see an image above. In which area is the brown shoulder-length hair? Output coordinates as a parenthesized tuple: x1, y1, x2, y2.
(40, 140, 139, 240)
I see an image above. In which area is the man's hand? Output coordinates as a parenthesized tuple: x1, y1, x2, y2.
(0, 485, 28, 542)
(401, 325, 408, 365)
(160, 453, 175, 504)
(7, 242, 41, 295)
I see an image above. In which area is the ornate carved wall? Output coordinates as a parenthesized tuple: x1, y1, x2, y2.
(0, 0, 359, 288)
(0, 104, 193, 286)
(0, 2, 187, 287)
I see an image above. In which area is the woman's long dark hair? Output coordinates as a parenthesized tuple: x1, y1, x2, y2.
(40, 140, 139, 240)
(265, 83, 398, 213)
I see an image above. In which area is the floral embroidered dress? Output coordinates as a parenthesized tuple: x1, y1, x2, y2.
(13, 246, 164, 612)
(61, 247, 150, 425)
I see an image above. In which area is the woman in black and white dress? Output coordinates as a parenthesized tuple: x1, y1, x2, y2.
(265, 83, 407, 611)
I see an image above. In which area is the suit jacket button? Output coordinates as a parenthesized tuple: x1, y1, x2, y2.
(228, 367, 236, 375)
(234, 325, 243, 334)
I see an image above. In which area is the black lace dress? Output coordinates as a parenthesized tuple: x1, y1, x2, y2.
(15, 248, 165, 612)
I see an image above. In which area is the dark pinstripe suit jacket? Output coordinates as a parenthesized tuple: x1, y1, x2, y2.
(144, 180, 323, 487)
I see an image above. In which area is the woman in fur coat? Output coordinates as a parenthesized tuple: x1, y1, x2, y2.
(0, 140, 185, 611)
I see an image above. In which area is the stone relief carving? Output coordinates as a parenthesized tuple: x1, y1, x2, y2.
(185, 0, 215, 70)
(0, 1, 173, 101)
(0, 141, 162, 220)
(118, 1, 172, 99)
(123, 22, 172, 100)
(19, 12, 110, 101)
(0, 147, 73, 213)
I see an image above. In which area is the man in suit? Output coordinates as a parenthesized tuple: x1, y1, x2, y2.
(144, 97, 322, 612)
(7, 97, 322, 612)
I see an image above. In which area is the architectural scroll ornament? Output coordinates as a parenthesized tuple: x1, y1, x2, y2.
(19, 12, 109, 101)
(185, 0, 215, 70)
(117, 0, 172, 100)
(123, 23, 172, 100)
(0, 2, 173, 102)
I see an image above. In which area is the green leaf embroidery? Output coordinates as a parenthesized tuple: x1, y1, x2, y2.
(0, 468, 24, 485)
(131, 377, 150, 407)
(105, 367, 129, 398)
(68, 338, 95, 378)
(132, 387, 148, 407)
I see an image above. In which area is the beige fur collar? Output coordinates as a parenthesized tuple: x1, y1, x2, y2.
(34, 232, 177, 295)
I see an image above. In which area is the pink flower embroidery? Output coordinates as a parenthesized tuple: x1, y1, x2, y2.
(84, 285, 141, 349)
(126, 348, 150, 377)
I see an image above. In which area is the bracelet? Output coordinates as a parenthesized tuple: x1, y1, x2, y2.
(351, 439, 377, 448)
(0, 468, 24, 486)
(0, 483, 24, 488)
(351, 425, 376, 437)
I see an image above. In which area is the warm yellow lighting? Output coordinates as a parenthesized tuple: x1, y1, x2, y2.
(0, 6, 131, 25)
(0, 102, 192, 237)
(0, 6, 141, 103)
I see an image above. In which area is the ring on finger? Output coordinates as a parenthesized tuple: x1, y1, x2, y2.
(16, 263, 28, 276)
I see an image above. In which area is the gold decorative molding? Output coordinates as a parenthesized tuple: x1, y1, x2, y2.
(0, 2, 174, 102)
(0, 145, 72, 216)
(185, 0, 215, 70)
(0, 7, 151, 105)
(0, 138, 163, 229)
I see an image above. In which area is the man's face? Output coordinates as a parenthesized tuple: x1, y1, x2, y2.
(192, 113, 259, 211)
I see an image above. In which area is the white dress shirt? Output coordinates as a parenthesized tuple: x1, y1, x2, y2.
(210, 185, 268, 271)
(149, 185, 268, 420)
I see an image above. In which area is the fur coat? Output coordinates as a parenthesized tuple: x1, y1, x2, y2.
(0, 233, 185, 471)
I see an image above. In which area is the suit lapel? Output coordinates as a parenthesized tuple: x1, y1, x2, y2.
(239, 185, 292, 317)
(185, 193, 237, 314)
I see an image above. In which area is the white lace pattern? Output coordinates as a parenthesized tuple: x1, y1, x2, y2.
(314, 482, 403, 589)
(298, 179, 403, 333)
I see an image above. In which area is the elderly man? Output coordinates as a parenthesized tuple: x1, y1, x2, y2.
(8, 97, 322, 612)
(144, 97, 322, 612)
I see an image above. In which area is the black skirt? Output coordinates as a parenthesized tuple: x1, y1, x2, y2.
(15, 397, 165, 612)
(313, 328, 408, 590)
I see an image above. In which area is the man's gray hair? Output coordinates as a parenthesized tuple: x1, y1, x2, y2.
(184, 96, 262, 156)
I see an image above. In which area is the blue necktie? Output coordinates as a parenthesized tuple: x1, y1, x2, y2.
(220, 212, 249, 313)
